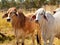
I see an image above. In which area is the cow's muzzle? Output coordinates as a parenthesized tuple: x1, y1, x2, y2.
(7, 19, 11, 22)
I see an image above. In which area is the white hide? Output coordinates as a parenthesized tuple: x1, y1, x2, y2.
(53, 11, 60, 35)
(35, 8, 45, 22)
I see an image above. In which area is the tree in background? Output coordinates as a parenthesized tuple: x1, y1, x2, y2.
(1, 0, 8, 9)
(50, 0, 57, 5)
(0, 0, 59, 10)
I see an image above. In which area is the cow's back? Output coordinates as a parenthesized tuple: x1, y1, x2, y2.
(53, 12, 60, 35)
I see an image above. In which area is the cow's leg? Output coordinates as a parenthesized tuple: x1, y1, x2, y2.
(21, 34, 25, 45)
(36, 34, 41, 45)
(37, 30, 41, 45)
(15, 29, 20, 45)
(36, 34, 39, 44)
(42, 34, 47, 45)
(16, 37, 19, 45)
(22, 38, 24, 45)
(16, 34, 19, 45)
(32, 33, 35, 45)
(43, 38, 47, 45)
(49, 36, 54, 45)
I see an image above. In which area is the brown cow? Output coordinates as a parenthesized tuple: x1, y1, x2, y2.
(2, 7, 41, 45)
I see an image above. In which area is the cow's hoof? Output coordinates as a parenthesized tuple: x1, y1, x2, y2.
(22, 42, 24, 45)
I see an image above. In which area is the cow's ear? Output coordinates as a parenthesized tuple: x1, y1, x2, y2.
(31, 15, 36, 20)
(53, 11, 56, 14)
(43, 15, 48, 21)
(2, 13, 8, 18)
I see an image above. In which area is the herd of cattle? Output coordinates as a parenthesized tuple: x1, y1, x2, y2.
(2, 7, 60, 45)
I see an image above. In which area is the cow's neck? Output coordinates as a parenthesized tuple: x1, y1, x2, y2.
(11, 15, 26, 29)
(40, 18, 48, 31)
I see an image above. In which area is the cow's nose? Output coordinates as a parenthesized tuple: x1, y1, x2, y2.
(35, 20, 38, 23)
(7, 19, 11, 22)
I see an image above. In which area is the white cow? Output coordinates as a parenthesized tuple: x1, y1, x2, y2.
(35, 8, 56, 45)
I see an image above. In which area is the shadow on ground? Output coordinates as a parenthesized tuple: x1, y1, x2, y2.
(0, 33, 15, 43)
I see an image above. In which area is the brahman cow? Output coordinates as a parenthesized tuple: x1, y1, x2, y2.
(2, 7, 41, 45)
(32, 8, 60, 45)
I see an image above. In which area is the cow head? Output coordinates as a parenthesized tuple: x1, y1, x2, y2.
(32, 10, 48, 23)
(2, 7, 18, 22)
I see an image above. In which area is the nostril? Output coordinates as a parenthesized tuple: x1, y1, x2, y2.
(35, 20, 38, 23)
(7, 19, 11, 22)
